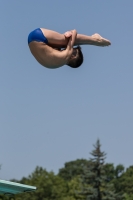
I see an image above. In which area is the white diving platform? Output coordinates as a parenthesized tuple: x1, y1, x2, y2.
(0, 180, 36, 195)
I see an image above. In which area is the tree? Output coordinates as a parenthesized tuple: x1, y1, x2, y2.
(16, 166, 68, 200)
(58, 159, 88, 181)
(111, 164, 125, 193)
(124, 193, 133, 200)
(103, 163, 125, 192)
(80, 139, 123, 200)
(117, 166, 133, 195)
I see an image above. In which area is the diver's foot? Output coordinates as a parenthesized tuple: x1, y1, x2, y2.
(92, 33, 111, 46)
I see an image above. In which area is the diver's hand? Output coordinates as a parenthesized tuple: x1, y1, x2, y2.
(64, 31, 72, 38)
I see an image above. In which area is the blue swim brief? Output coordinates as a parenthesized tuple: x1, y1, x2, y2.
(28, 28, 48, 44)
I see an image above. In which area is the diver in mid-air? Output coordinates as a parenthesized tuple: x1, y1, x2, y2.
(28, 28, 111, 69)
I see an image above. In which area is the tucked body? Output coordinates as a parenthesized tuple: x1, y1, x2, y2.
(28, 28, 111, 69)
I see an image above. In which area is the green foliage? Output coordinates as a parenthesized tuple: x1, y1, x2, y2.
(1, 139, 132, 200)
(104, 163, 115, 182)
(0, 196, 3, 200)
(0, 196, 14, 200)
(124, 193, 133, 200)
(117, 166, 133, 195)
(115, 164, 125, 178)
(110, 164, 125, 193)
(65, 176, 84, 200)
(103, 163, 125, 193)
(80, 139, 123, 200)
(58, 159, 88, 181)
(16, 166, 68, 200)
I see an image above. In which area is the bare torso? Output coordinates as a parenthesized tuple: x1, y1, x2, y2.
(28, 28, 86, 69)
(29, 41, 68, 69)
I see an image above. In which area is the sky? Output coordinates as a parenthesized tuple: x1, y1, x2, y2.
(0, 1, 133, 181)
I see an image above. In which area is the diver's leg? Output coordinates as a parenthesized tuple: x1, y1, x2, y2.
(41, 28, 111, 48)
(40, 28, 68, 48)
(64, 31, 111, 46)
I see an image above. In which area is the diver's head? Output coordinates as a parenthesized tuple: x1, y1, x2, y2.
(67, 46, 83, 68)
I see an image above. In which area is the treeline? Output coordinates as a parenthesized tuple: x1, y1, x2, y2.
(1, 139, 133, 200)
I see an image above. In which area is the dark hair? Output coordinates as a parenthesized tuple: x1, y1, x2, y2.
(67, 46, 83, 68)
